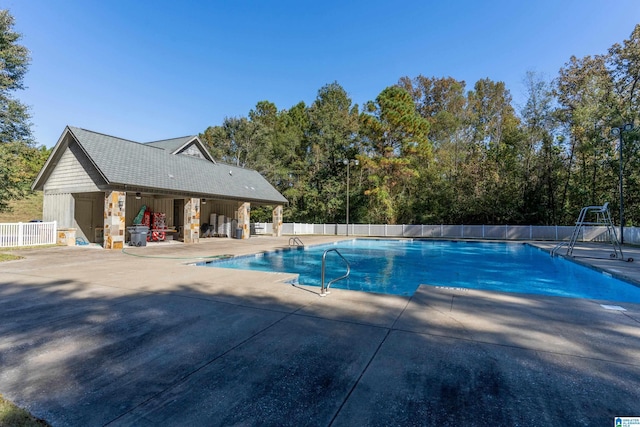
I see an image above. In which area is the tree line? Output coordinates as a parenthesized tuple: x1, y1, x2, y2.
(1, 8, 638, 228)
(201, 25, 640, 227)
(0, 10, 50, 213)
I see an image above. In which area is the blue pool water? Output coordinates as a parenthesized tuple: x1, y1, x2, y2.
(199, 239, 640, 302)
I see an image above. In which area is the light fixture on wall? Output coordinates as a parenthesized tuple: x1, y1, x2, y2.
(136, 192, 141, 200)
(201, 198, 207, 204)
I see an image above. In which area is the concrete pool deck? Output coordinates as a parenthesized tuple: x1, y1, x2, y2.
(0, 236, 639, 426)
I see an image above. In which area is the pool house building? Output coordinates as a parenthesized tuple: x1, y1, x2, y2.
(32, 126, 288, 249)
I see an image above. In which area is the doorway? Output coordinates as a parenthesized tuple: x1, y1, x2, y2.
(174, 199, 184, 239)
(75, 198, 94, 242)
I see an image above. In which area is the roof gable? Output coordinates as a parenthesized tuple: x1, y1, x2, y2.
(144, 136, 215, 163)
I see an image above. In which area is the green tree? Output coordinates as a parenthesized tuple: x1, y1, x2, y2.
(200, 102, 278, 170)
(272, 101, 312, 222)
(247, 100, 284, 187)
(398, 75, 468, 223)
(608, 24, 640, 226)
(247, 100, 309, 223)
(360, 85, 431, 223)
(555, 54, 618, 219)
(450, 78, 522, 224)
(200, 124, 230, 162)
(0, 9, 36, 213)
(302, 82, 360, 223)
(519, 71, 564, 224)
(609, 24, 640, 123)
(398, 75, 467, 145)
(0, 10, 30, 145)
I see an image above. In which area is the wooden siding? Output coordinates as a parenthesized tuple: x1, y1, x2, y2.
(201, 200, 240, 225)
(43, 193, 74, 228)
(126, 196, 175, 227)
(44, 142, 105, 193)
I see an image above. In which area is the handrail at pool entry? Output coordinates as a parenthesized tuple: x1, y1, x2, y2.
(321, 248, 351, 296)
(289, 236, 304, 247)
(550, 242, 568, 257)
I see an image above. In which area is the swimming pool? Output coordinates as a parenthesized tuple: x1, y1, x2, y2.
(199, 239, 640, 302)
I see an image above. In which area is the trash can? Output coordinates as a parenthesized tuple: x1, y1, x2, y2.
(127, 226, 149, 246)
(235, 228, 243, 239)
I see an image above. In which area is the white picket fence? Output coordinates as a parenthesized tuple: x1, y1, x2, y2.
(253, 222, 640, 244)
(0, 221, 57, 248)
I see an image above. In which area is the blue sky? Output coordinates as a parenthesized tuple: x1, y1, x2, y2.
(4, 0, 640, 148)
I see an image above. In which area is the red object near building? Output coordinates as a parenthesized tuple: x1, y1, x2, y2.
(142, 209, 151, 227)
(148, 212, 167, 242)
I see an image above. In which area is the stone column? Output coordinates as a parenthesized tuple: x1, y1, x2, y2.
(183, 197, 200, 243)
(272, 205, 283, 237)
(237, 202, 250, 239)
(104, 191, 126, 249)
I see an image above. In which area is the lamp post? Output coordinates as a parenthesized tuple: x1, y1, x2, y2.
(343, 159, 359, 236)
(611, 123, 634, 244)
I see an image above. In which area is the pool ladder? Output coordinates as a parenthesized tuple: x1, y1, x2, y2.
(550, 242, 568, 257)
(289, 236, 304, 247)
(320, 248, 350, 296)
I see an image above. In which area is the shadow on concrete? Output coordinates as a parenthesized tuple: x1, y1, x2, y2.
(1, 272, 640, 426)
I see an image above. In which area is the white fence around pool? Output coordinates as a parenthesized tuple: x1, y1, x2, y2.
(0, 221, 57, 248)
(252, 222, 640, 244)
(2, 221, 637, 247)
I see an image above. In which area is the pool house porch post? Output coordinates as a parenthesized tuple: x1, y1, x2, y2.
(272, 205, 283, 237)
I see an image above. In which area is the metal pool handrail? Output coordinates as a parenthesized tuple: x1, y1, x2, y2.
(289, 236, 304, 246)
(321, 248, 350, 297)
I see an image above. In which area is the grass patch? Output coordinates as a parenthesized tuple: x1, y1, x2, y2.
(0, 245, 56, 262)
(0, 193, 43, 223)
(0, 394, 49, 427)
(0, 253, 23, 262)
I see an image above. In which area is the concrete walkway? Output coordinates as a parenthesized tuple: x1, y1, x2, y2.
(1, 237, 639, 426)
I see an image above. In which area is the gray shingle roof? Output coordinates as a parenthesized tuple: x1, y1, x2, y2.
(64, 126, 287, 205)
(144, 136, 196, 152)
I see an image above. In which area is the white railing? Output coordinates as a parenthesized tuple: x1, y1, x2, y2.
(0, 221, 57, 248)
(251, 222, 640, 244)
